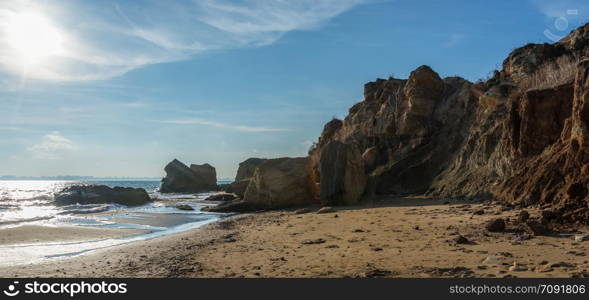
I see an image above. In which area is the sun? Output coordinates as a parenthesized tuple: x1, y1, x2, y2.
(5, 12, 65, 62)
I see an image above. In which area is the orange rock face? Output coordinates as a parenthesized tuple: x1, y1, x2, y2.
(309, 22, 589, 223)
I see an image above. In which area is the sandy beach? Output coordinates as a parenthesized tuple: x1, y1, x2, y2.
(1, 197, 588, 278)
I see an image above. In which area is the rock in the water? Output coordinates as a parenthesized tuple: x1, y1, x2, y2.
(574, 234, 589, 242)
(205, 193, 237, 202)
(176, 204, 194, 211)
(190, 163, 216, 186)
(319, 141, 367, 205)
(54, 185, 151, 206)
(243, 157, 314, 209)
(160, 159, 217, 193)
(485, 218, 506, 232)
(217, 183, 230, 191)
(202, 200, 255, 213)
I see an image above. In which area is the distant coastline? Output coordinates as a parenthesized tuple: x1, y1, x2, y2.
(0, 175, 235, 182)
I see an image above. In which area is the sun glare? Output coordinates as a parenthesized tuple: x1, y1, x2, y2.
(5, 12, 65, 62)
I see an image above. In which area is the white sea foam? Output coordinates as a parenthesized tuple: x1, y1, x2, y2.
(0, 180, 228, 266)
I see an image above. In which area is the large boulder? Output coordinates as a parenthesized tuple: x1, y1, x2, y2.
(319, 141, 367, 205)
(226, 179, 251, 198)
(226, 158, 269, 197)
(190, 163, 217, 187)
(54, 185, 151, 206)
(235, 158, 268, 181)
(243, 157, 313, 209)
(160, 159, 217, 193)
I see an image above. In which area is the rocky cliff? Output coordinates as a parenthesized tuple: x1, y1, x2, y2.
(310, 22, 589, 222)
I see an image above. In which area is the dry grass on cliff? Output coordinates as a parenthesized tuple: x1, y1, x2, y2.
(519, 55, 579, 91)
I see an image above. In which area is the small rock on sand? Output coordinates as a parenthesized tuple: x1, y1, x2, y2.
(454, 235, 472, 245)
(294, 208, 312, 214)
(574, 234, 589, 242)
(508, 262, 527, 272)
(550, 262, 576, 268)
(485, 218, 506, 232)
(518, 210, 530, 222)
(524, 220, 547, 236)
(301, 238, 326, 245)
(536, 265, 553, 273)
(317, 207, 336, 214)
(472, 209, 484, 215)
(482, 256, 505, 265)
(360, 269, 394, 278)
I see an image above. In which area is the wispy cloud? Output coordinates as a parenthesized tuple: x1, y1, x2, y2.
(0, 126, 23, 131)
(28, 131, 76, 159)
(163, 118, 287, 132)
(0, 0, 367, 81)
(443, 33, 465, 48)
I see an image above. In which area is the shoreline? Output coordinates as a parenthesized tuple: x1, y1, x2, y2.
(0, 225, 148, 246)
(1, 197, 588, 278)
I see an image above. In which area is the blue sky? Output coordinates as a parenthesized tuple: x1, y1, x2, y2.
(0, 0, 588, 178)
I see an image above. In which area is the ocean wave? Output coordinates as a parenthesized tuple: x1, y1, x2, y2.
(59, 203, 117, 215)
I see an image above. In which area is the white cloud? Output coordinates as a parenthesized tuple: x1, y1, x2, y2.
(163, 118, 287, 132)
(0, 0, 367, 81)
(443, 33, 464, 48)
(28, 131, 76, 160)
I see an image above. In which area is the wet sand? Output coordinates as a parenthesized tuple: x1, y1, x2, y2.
(0, 225, 147, 246)
(1, 197, 588, 278)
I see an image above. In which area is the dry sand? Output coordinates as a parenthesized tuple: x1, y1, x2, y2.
(1, 197, 588, 278)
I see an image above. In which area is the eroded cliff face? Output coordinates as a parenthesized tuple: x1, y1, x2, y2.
(310, 65, 478, 196)
(310, 22, 589, 222)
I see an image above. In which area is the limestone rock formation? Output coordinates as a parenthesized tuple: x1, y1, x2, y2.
(226, 179, 250, 198)
(319, 141, 366, 205)
(310, 64, 476, 196)
(54, 185, 151, 206)
(235, 158, 268, 181)
(242, 157, 313, 209)
(309, 22, 589, 222)
(190, 163, 217, 188)
(226, 157, 268, 198)
(160, 159, 217, 193)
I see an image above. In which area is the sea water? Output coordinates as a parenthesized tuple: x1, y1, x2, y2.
(0, 180, 231, 266)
